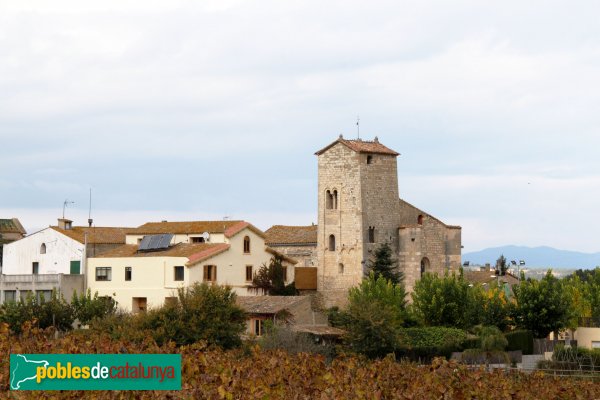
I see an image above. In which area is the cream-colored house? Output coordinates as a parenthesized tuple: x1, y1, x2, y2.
(87, 221, 297, 312)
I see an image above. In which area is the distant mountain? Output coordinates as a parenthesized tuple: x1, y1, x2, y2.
(463, 245, 600, 269)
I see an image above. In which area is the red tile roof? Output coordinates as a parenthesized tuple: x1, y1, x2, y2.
(315, 136, 399, 156)
(51, 226, 132, 244)
(128, 220, 264, 238)
(93, 242, 230, 264)
(265, 225, 317, 245)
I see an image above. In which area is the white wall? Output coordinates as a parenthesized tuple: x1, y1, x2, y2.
(2, 228, 84, 275)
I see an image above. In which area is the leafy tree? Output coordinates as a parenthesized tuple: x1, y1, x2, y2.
(71, 289, 117, 326)
(340, 273, 407, 358)
(366, 242, 403, 284)
(463, 325, 509, 367)
(512, 270, 574, 338)
(411, 270, 476, 329)
(0, 290, 74, 333)
(496, 254, 508, 276)
(471, 284, 512, 331)
(252, 256, 297, 296)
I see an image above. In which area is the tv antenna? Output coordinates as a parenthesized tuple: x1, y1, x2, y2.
(62, 199, 75, 219)
(88, 188, 93, 227)
(356, 115, 360, 139)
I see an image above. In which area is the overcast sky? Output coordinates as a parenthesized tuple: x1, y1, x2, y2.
(2, 0, 600, 253)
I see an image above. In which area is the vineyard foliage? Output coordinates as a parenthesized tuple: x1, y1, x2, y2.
(2, 323, 600, 399)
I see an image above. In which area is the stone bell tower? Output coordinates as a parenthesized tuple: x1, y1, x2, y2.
(315, 135, 401, 307)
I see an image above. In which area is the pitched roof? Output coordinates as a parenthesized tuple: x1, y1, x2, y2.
(0, 218, 26, 235)
(128, 220, 264, 238)
(51, 226, 132, 244)
(265, 225, 318, 245)
(398, 198, 462, 230)
(315, 136, 399, 156)
(265, 247, 299, 265)
(236, 296, 308, 314)
(93, 243, 229, 261)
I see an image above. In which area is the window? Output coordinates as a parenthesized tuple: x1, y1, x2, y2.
(368, 227, 375, 243)
(243, 236, 251, 253)
(282, 266, 288, 282)
(338, 263, 344, 274)
(95, 267, 112, 281)
(19, 290, 31, 302)
(32, 262, 39, 275)
(420, 257, 430, 278)
(203, 265, 217, 282)
(174, 266, 184, 281)
(125, 267, 132, 281)
(70, 260, 81, 274)
(40, 243, 46, 254)
(191, 237, 205, 243)
(328, 234, 335, 251)
(4, 290, 16, 303)
(165, 297, 178, 306)
(132, 297, 147, 313)
(367, 155, 373, 164)
(417, 215, 424, 225)
(333, 190, 338, 209)
(326, 190, 333, 209)
(253, 319, 264, 336)
(245, 265, 253, 282)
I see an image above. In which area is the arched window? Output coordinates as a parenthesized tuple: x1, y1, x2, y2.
(417, 215, 424, 225)
(328, 235, 335, 251)
(243, 236, 251, 253)
(420, 257, 430, 278)
(367, 155, 373, 164)
(338, 263, 344, 274)
(368, 227, 375, 243)
(326, 190, 333, 209)
(333, 190, 338, 209)
(40, 243, 46, 254)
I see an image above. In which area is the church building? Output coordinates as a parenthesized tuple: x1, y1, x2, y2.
(266, 136, 461, 307)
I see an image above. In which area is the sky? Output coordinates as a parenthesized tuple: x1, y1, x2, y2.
(2, 0, 600, 253)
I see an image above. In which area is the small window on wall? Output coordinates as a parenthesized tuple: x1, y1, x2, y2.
(203, 265, 217, 282)
(4, 290, 16, 303)
(174, 266, 184, 281)
(282, 266, 288, 282)
(418, 215, 424, 225)
(40, 243, 46, 254)
(96, 267, 112, 281)
(326, 190, 333, 209)
(338, 263, 344, 274)
(191, 237, 205, 243)
(368, 227, 375, 243)
(328, 235, 335, 251)
(253, 319, 264, 336)
(32, 262, 39, 275)
(125, 267, 132, 281)
(245, 265, 253, 282)
(367, 155, 373, 164)
(243, 236, 251, 253)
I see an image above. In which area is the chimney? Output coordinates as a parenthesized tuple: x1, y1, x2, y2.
(58, 218, 73, 230)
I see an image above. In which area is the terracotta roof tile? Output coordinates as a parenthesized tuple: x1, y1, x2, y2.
(93, 243, 228, 261)
(265, 225, 318, 245)
(51, 226, 132, 244)
(224, 221, 265, 239)
(236, 296, 307, 314)
(265, 247, 299, 265)
(315, 136, 399, 156)
(129, 220, 247, 236)
(0, 218, 26, 235)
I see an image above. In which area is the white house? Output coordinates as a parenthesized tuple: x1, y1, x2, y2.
(87, 220, 298, 312)
(1, 218, 130, 303)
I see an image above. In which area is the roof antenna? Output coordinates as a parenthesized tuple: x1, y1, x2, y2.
(356, 115, 360, 139)
(62, 199, 74, 219)
(88, 188, 93, 227)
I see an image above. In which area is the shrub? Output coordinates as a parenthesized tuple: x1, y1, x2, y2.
(505, 330, 534, 355)
(259, 323, 334, 360)
(395, 327, 468, 361)
(71, 289, 116, 326)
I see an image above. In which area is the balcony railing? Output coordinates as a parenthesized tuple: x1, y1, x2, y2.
(0, 274, 61, 284)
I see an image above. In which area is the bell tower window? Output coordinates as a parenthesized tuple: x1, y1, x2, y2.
(328, 235, 336, 251)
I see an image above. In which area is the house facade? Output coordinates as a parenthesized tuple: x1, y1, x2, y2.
(87, 221, 297, 312)
(0, 218, 26, 269)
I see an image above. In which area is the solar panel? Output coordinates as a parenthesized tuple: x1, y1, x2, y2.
(138, 234, 173, 251)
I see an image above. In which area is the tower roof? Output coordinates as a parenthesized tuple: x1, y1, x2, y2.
(315, 135, 399, 156)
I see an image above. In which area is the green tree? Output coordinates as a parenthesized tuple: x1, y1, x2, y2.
(341, 273, 407, 358)
(496, 254, 508, 276)
(463, 325, 509, 367)
(470, 284, 512, 331)
(71, 289, 117, 326)
(411, 270, 476, 329)
(252, 256, 297, 295)
(366, 242, 403, 285)
(0, 290, 74, 333)
(512, 270, 574, 338)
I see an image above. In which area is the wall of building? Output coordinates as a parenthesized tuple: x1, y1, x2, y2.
(267, 244, 316, 268)
(125, 232, 227, 245)
(574, 327, 600, 349)
(0, 274, 84, 303)
(2, 228, 84, 275)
